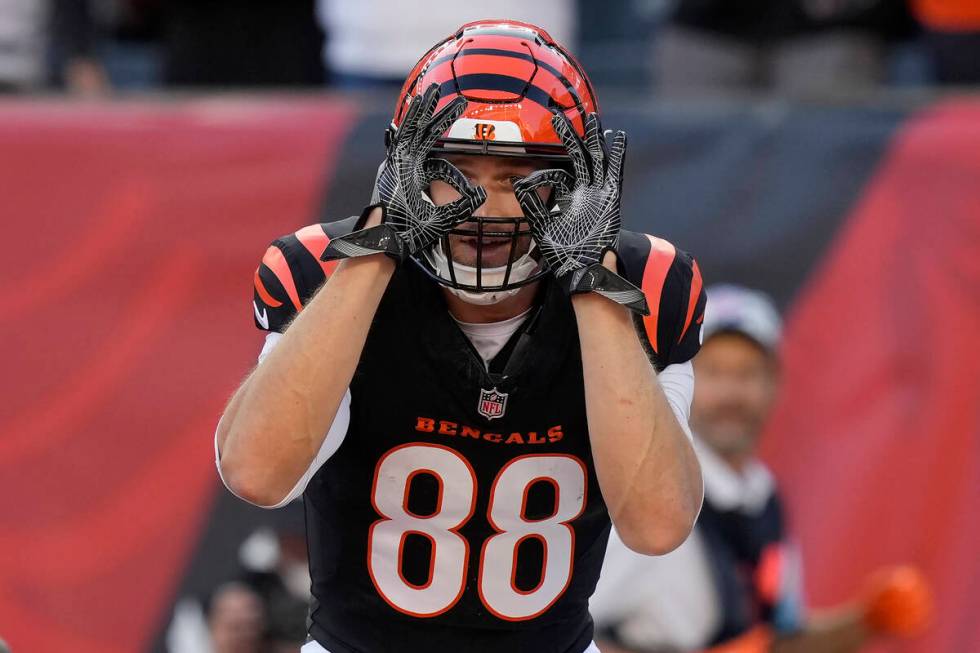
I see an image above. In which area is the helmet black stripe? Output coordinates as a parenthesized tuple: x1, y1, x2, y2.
(440, 73, 575, 112)
(427, 47, 585, 113)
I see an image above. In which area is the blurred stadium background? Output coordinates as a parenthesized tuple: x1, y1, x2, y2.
(0, 1, 977, 652)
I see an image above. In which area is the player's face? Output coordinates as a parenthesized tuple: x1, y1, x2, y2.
(428, 154, 549, 267)
(690, 333, 778, 463)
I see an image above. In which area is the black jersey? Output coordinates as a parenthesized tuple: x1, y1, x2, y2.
(250, 218, 706, 653)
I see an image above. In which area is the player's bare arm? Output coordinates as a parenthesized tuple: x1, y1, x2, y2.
(216, 249, 395, 506)
(573, 269, 703, 555)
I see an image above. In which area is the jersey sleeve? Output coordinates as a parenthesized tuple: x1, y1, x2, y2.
(618, 231, 707, 369)
(252, 219, 357, 332)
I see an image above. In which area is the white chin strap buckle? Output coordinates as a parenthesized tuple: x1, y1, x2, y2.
(447, 286, 523, 306)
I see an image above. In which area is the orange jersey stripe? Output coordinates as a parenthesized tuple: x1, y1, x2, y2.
(253, 267, 283, 308)
(640, 235, 677, 354)
(295, 224, 340, 278)
(679, 259, 704, 343)
(260, 244, 302, 311)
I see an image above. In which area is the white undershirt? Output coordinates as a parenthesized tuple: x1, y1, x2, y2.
(215, 320, 696, 508)
(451, 308, 533, 366)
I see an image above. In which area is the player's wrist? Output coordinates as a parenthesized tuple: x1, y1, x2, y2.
(600, 249, 618, 271)
(321, 205, 412, 264)
(559, 262, 649, 315)
(570, 287, 635, 328)
(363, 205, 384, 228)
(336, 250, 397, 276)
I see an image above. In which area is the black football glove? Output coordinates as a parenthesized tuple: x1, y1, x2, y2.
(323, 83, 486, 264)
(512, 112, 648, 315)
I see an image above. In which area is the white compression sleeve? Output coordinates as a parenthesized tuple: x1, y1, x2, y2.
(658, 361, 695, 441)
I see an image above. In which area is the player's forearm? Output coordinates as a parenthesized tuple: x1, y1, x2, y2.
(573, 292, 702, 555)
(217, 254, 395, 506)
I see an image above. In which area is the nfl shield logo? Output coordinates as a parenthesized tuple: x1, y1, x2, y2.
(478, 387, 508, 420)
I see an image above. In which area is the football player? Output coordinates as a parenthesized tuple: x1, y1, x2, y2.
(216, 20, 707, 653)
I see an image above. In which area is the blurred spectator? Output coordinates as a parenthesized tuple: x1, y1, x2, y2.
(0, 0, 109, 94)
(50, 0, 110, 93)
(95, 0, 165, 89)
(911, 0, 980, 83)
(166, 501, 310, 653)
(316, 0, 575, 87)
(208, 582, 268, 653)
(654, 0, 917, 95)
(0, 636, 9, 653)
(0, 0, 55, 91)
(237, 517, 311, 649)
(590, 285, 924, 653)
(162, 0, 324, 87)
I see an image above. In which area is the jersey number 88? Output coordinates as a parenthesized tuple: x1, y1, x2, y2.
(368, 443, 587, 621)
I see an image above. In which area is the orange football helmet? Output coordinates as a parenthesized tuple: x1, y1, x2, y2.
(390, 20, 602, 299)
(391, 19, 599, 160)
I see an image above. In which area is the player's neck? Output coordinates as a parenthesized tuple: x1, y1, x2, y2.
(443, 283, 539, 324)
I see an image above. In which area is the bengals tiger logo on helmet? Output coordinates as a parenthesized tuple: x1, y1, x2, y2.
(474, 123, 496, 140)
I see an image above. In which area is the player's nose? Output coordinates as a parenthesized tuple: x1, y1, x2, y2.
(471, 187, 521, 220)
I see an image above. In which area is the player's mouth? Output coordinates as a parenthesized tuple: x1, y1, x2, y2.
(453, 236, 517, 267)
(459, 236, 510, 253)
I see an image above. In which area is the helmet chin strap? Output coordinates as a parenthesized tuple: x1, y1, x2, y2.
(424, 240, 541, 306)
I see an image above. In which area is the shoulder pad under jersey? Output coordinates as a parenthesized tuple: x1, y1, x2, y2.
(252, 216, 360, 332)
(617, 229, 706, 368)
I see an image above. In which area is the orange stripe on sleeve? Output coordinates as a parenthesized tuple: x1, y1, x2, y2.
(253, 267, 283, 308)
(260, 245, 302, 312)
(679, 259, 704, 343)
(295, 224, 339, 277)
(640, 235, 677, 354)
